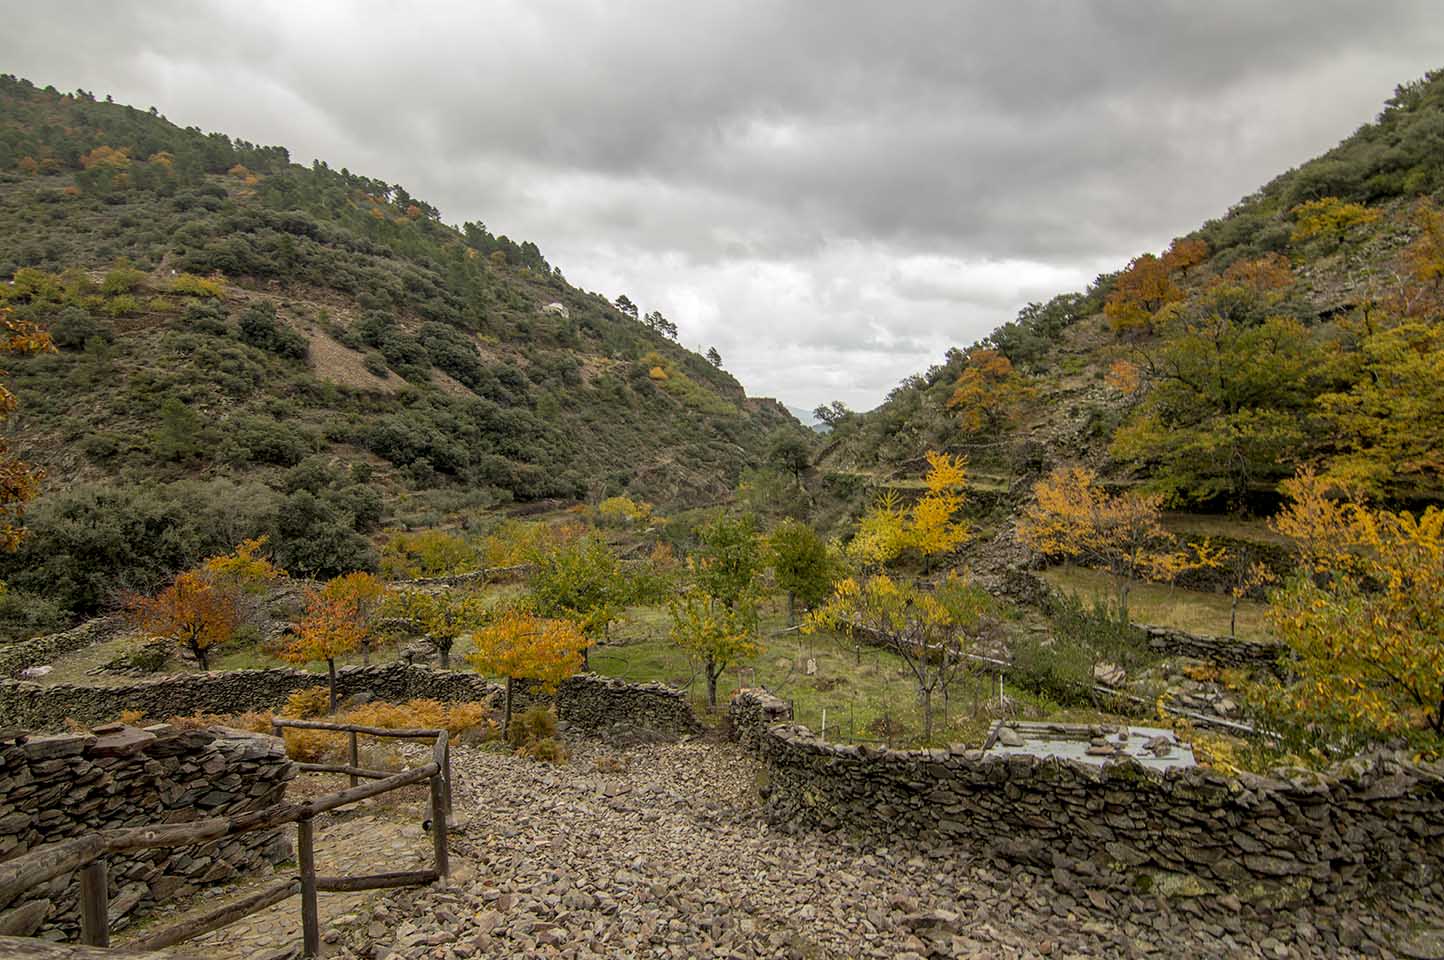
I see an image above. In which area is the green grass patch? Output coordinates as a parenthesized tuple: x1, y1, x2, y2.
(1040, 563, 1275, 642)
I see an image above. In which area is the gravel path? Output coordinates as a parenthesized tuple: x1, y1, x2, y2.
(323, 737, 1420, 960)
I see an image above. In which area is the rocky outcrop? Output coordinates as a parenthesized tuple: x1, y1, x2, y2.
(0, 724, 294, 940)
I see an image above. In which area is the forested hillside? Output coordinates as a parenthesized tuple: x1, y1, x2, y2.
(822, 69, 1444, 513)
(0, 75, 803, 632)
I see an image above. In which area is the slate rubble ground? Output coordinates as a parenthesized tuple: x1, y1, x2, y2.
(317, 737, 1428, 960)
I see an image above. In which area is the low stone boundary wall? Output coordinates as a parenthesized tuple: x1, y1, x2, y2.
(547, 675, 702, 736)
(0, 618, 126, 680)
(0, 724, 294, 940)
(729, 691, 1444, 910)
(1, 664, 702, 739)
(1136, 624, 1288, 671)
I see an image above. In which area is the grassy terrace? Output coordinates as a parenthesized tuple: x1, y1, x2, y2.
(1040, 563, 1275, 642)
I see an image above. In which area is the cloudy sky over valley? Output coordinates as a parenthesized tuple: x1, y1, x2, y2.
(7, 1, 1444, 413)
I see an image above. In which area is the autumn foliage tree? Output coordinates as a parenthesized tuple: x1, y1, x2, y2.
(807, 573, 992, 742)
(282, 573, 386, 710)
(528, 534, 628, 670)
(468, 608, 585, 738)
(847, 451, 970, 572)
(387, 588, 477, 669)
(0, 306, 55, 552)
(1263, 471, 1444, 748)
(947, 349, 1034, 434)
(1104, 253, 1182, 333)
(1018, 466, 1222, 626)
(127, 570, 241, 671)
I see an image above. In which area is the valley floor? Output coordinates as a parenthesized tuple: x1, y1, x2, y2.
(196, 735, 1429, 960)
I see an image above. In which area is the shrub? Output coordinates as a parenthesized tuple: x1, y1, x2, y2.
(170, 273, 224, 298)
(283, 685, 332, 719)
(238, 301, 309, 361)
(104, 294, 140, 317)
(101, 264, 145, 295)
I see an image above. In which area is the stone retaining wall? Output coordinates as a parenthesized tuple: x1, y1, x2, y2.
(1, 664, 701, 739)
(729, 691, 1444, 910)
(0, 724, 294, 940)
(0, 618, 125, 680)
(1136, 624, 1288, 671)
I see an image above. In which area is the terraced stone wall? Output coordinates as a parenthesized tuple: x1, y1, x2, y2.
(729, 691, 1444, 909)
(0, 724, 294, 940)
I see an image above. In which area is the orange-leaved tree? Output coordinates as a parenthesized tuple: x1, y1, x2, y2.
(468, 608, 585, 739)
(0, 306, 55, 551)
(1266, 470, 1444, 744)
(1018, 466, 1223, 626)
(1104, 253, 1182, 333)
(126, 570, 241, 671)
(282, 573, 385, 712)
(947, 348, 1035, 435)
(323, 572, 388, 665)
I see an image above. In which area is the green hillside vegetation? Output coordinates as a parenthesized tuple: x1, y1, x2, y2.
(0, 74, 806, 634)
(821, 69, 1444, 514)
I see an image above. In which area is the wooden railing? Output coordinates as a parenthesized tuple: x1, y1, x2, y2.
(0, 723, 452, 958)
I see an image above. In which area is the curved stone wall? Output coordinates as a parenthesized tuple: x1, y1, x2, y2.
(0, 724, 293, 940)
(729, 691, 1444, 910)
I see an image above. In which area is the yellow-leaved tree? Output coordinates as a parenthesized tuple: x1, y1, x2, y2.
(468, 609, 585, 739)
(1266, 470, 1444, 745)
(1018, 466, 1223, 626)
(807, 573, 993, 742)
(847, 451, 970, 572)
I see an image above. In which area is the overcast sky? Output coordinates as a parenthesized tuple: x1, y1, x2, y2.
(6, 2, 1444, 413)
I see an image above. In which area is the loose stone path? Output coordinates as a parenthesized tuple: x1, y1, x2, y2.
(313, 737, 1430, 960)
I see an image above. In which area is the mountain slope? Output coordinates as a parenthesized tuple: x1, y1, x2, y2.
(0, 74, 804, 618)
(821, 68, 1444, 513)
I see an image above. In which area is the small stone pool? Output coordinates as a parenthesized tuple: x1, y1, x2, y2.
(983, 721, 1196, 770)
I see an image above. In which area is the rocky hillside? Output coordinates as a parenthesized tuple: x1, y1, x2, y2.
(821, 68, 1444, 515)
(0, 74, 805, 630)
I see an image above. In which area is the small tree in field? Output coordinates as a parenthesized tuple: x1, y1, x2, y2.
(388, 588, 476, 668)
(1018, 466, 1222, 626)
(766, 518, 837, 624)
(283, 577, 376, 712)
(528, 534, 627, 670)
(127, 571, 241, 671)
(324, 572, 388, 664)
(468, 609, 585, 739)
(847, 450, 970, 572)
(1266, 470, 1444, 744)
(807, 573, 990, 743)
(670, 586, 761, 708)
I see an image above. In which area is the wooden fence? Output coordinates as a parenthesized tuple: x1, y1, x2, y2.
(0, 721, 453, 958)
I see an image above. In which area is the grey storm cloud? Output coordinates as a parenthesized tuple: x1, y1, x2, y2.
(5, 1, 1444, 411)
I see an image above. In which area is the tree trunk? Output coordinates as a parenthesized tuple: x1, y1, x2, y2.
(581, 642, 590, 673)
(786, 591, 796, 626)
(503, 676, 514, 740)
(706, 656, 719, 708)
(326, 659, 337, 714)
(194, 642, 209, 672)
(921, 688, 933, 742)
(361, 638, 370, 667)
(1118, 579, 1132, 632)
(1230, 597, 1239, 639)
(438, 637, 451, 670)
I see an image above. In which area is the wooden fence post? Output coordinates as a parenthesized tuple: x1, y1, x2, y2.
(348, 730, 359, 789)
(430, 771, 449, 880)
(298, 816, 319, 958)
(443, 739, 454, 815)
(79, 858, 108, 947)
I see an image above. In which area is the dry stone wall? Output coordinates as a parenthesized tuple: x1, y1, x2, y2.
(0, 724, 294, 940)
(730, 691, 1444, 911)
(1, 664, 700, 739)
(1136, 624, 1288, 671)
(0, 618, 126, 680)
